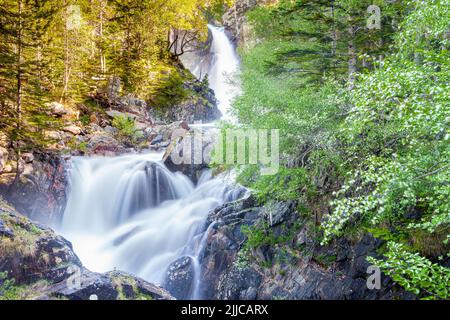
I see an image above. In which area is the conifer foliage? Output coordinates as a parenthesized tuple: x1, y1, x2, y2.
(0, 0, 232, 149)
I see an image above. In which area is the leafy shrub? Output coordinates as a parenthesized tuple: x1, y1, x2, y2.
(0, 272, 19, 300)
(321, 0, 450, 244)
(368, 242, 450, 299)
(238, 166, 312, 204)
(150, 70, 189, 109)
(112, 115, 143, 144)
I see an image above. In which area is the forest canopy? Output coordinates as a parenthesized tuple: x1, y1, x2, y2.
(0, 0, 233, 149)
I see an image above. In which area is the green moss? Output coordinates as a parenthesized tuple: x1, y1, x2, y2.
(315, 254, 337, 268)
(0, 272, 50, 300)
(29, 224, 42, 235)
(410, 227, 449, 258)
(112, 115, 144, 145)
(109, 273, 153, 301)
(150, 70, 189, 109)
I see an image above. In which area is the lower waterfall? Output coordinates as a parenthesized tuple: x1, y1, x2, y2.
(60, 153, 243, 298)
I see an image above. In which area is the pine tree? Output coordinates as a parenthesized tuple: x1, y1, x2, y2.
(0, 0, 61, 146)
(255, 0, 406, 87)
(0, 0, 63, 187)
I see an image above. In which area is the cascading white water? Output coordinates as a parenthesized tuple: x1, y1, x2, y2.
(184, 25, 240, 120)
(61, 154, 241, 284)
(60, 24, 241, 299)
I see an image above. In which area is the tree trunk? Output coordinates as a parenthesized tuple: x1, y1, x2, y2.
(348, 22, 357, 90)
(331, 0, 337, 76)
(11, 0, 23, 192)
(61, 1, 70, 102)
(16, 0, 22, 126)
(99, 0, 107, 74)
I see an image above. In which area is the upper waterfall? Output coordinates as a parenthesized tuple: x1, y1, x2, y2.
(182, 25, 240, 121)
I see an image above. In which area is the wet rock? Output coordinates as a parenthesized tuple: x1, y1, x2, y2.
(0, 219, 14, 237)
(217, 267, 263, 300)
(197, 196, 261, 299)
(163, 126, 217, 183)
(261, 201, 295, 227)
(150, 134, 164, 146)
(63, 125, 82, 136)
(47, 102, 70, 117)
(0, 152, 68, 226)
(0, 202, 174, 300)
(197, 194, 415, 300)
(21, 152, 34, 164)
(0, 146, 8, 172)
(164, 256, 196, 300)
(47, 269, 118, 300)
(0, 203, 81, 284)
(41, 269, 174, 301)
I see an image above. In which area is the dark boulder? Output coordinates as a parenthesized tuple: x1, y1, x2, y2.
(164, 256, 196, 300)
(163, 126, 218, 183)
(0, 152, 68, 226)
(217, 266, 263, 300)
(0, 201, 174, 300)
(151, 79, 221, 124)
(41, 270, 174, 301)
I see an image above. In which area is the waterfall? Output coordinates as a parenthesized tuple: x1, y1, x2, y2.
(183, 24, 240, 120)
(60, 24, 241, 300)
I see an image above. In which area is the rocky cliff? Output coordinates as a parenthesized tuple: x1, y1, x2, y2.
(223, 0, 272, 48)
(196, 196, 416, 300)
